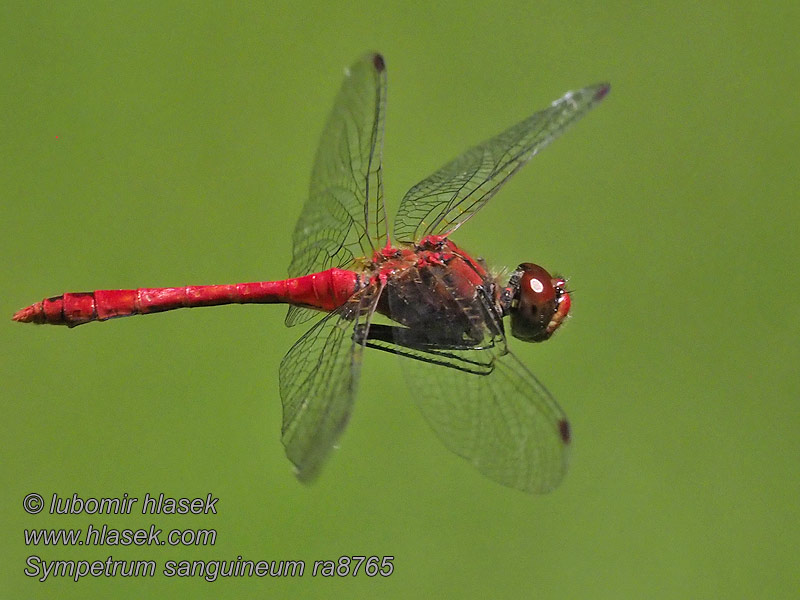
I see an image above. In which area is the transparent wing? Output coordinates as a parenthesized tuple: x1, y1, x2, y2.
(374, 263, 570, 493)
(279, 286, 381, 482)
(393, 83, 609, 243)
(406, 344, 570, 494)
(286, 53, 388, 327)
(367, 306, 570, 493)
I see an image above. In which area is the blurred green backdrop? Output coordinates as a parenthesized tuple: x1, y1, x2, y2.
(2, 1, 798, 598)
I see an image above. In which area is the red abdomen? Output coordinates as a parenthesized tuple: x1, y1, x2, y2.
(13, 269, 360, 327)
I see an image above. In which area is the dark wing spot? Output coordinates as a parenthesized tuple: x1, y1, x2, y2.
(559, 419, 571, 444)
(372, 53, 385, 72)
(594, 83, 611, 101)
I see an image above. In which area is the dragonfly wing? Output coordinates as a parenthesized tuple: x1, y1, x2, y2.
(378, 263, 570, 493)
(279, 287, 381, 482)
(407, 346, 570, 493)
(285, 305, 319, 328)
(393, 83, 609, 243)
(287, 53, 388, 327)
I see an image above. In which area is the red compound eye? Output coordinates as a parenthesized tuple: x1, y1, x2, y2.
(509, 263, 570, 342)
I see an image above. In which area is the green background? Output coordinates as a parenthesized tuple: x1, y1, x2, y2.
(2, 2, 797, 598)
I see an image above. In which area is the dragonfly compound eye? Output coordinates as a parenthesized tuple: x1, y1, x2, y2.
(509, 263, 569, 342)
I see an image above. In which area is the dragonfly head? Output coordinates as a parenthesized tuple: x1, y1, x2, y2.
(504, 263, 571, 343)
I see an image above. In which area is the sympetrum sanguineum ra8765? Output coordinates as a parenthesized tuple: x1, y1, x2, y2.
(14, 53, 609, 493)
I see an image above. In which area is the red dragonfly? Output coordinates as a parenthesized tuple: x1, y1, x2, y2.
(14, 53, 608, 493)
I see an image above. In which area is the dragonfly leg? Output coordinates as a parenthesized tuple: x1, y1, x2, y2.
(354, 323, 494, 375)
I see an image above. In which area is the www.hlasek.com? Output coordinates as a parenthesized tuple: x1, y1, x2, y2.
(22, 493, 394, 582)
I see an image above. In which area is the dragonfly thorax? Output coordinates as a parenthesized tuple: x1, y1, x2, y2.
(503, 263, 571, 343)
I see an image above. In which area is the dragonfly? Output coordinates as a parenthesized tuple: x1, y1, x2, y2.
(14, 53, 608, 493)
